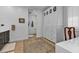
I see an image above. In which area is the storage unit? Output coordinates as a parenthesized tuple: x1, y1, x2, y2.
(0, 30, 9, 50)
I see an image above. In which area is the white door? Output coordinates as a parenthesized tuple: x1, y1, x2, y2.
(28, 15, 37, 35)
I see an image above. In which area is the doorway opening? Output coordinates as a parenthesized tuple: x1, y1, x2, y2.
(28, 9, 37, 38)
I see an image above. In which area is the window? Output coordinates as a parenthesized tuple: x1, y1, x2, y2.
(68, 17, 79, 29)
(68, 7, 79, 30)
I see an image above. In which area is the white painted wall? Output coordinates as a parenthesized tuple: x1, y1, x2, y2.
(64, 6, 79, 37)
(63, 7, 68, 27)
(56, 7, 64, 42)
(43, 6, 57, 42)
(0, 6, 65, 43)
(36, 10, 43, 37)
(0, 6, 28, 42)
(43, 6, 64, 43)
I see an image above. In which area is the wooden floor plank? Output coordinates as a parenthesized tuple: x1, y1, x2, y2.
(15, 40, 24, 53)
(14, 36, 55, 53)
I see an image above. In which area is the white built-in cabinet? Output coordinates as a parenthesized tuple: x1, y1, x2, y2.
(43, 6, 64, 43)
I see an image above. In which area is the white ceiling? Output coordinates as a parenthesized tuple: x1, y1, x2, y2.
(22, 6, 50, 11)
(16, 6, 50, 11)
(27, 6, 50, 11)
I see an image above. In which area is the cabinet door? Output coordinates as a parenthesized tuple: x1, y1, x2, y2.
(4, 31, 9, 44)
(0, 32, 5, 50)
(0, 32, 5, 43)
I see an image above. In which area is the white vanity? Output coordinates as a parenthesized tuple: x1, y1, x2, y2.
(56, 37, 79, 53)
